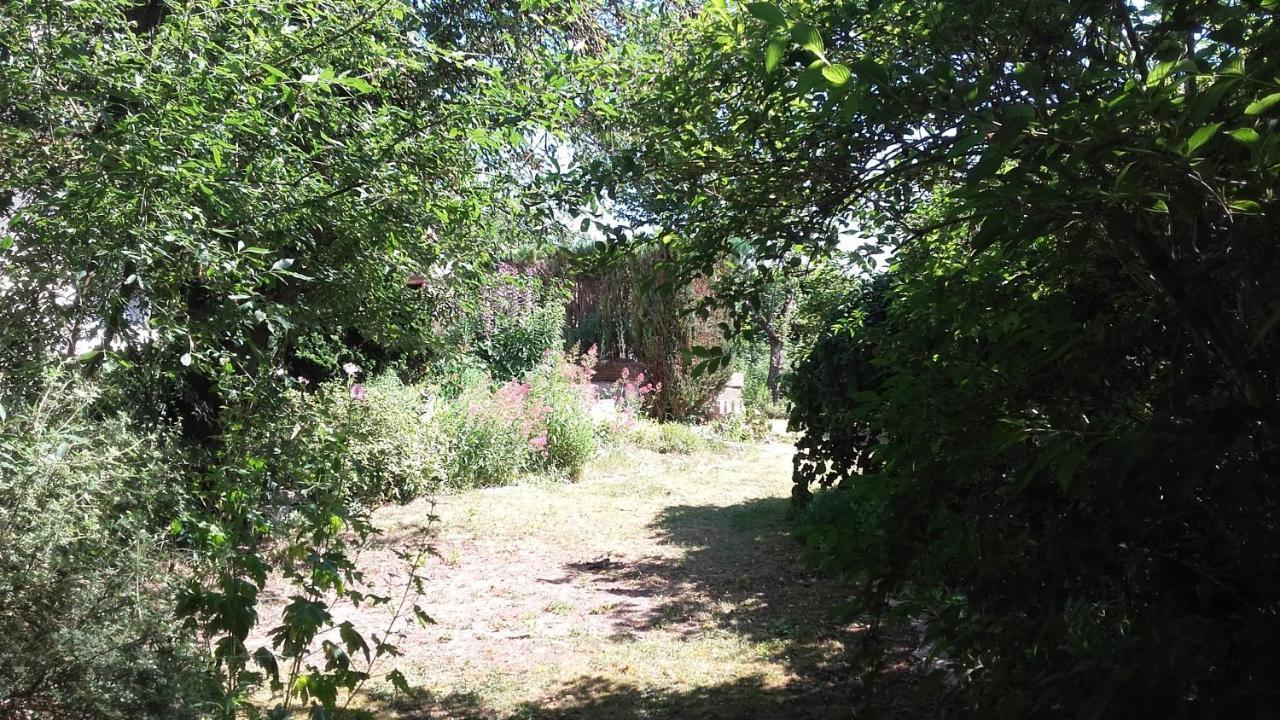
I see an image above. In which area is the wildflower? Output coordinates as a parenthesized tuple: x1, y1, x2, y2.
(350, 383, 366, 401)
(297, 376, 310, 385)
(528, 435, 549, 457)
(342, 362, 360, 376)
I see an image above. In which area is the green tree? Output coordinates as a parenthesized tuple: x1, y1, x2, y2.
(1, 0, 626, 714)
(579, 0, 1280, 715)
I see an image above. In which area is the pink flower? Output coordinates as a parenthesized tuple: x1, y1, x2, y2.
(529, 435, 549, 457)
(350, 383, 366, 401)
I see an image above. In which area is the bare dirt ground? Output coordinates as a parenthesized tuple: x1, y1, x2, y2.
(256, 438, 924, 718)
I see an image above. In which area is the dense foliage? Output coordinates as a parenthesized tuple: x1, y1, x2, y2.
(456, 270, 570, 381)
(578, 0, 1280, 716)
(441, 347, 599, 486)
(0, 0, 626, 715)
(0, 375, 208, 718)
(9, 0, 1280, 716)
(566, 249, 731, 419)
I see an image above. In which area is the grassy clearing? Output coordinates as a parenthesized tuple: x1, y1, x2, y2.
(256, 437, 919, 718)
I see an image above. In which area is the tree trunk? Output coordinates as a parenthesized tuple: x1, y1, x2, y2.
(767, 337, 785, 404)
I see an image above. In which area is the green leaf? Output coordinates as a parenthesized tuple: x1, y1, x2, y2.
(387, 669, 413, 695)
(1013, 62, 1044, 88)
(1227, 127, 1260, 145)
(745, 2, 786, 26)
(790, 24, 824, 58)
(413, 605, 437, 626)
(1184, 122, 1222, 154)
(764, 35, 787, 73)
(261, 63, 288, 82)
(338, 622, 371, 663)
(851, 57, 888, 86)
(795, 60, 825, 95)
(1244, 92, 1280, 116)
(1230, 199, 1262, 213)
(1147, 58, 1195, 86)
(822, 63, 852, 86)
(1055, 448, 1085, 493)
(338, 76, 375, 93)
(1000, 104, 1036, 135)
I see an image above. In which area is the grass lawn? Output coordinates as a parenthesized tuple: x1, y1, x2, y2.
(256, 437, 923, 718)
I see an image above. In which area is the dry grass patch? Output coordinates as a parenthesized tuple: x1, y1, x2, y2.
(256, 438, 923, 719)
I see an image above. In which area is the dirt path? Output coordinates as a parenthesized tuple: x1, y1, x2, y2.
(260, 439, 920, 718)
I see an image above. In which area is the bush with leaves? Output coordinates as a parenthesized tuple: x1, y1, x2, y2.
(462, 272, 570, 381)
(526, 346, 600, 480)
(440, 377, 537, 489)
(0, 374, 211, 719)
(788, 224, 1280, 715)
(440, 347, 599, 487)
(420, 352, 494, 400)
(269, 371, 446, 505)
(580, 0, 1280, 714)
(171, 379, 444, 717)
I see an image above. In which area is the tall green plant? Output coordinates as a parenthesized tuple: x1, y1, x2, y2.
(0, 374, 208, 719)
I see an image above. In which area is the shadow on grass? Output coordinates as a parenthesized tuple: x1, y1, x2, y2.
(570, 498, 858, 641)
(550, 498, 925, 717)
(360, 494, 926, 718)
(367, 668, 923, 720)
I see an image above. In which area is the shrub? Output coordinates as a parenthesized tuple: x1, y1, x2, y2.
(439, 377, 532, 488)
(708, 408, 770, 443)
(421, 352, 492, 399)
(526, 346, 599, 480)
(476, 301, 567, 381)
(622, 419, 708, 454)
(439, 347, 599, 487)
(463, 272, 569, 381)
(0, 374, 210, 719)
(791, 243, 1280, 713)
(268, 370, 445, 505)
(609, 366, 660, 426)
